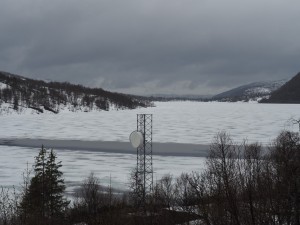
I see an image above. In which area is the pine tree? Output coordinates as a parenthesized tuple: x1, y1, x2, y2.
(19, 146, 47, 223)
(19, 146, 69, 225)
(46, 149, 69, 218)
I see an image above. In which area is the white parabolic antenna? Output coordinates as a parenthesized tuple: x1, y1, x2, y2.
(129, 131, 144, 148)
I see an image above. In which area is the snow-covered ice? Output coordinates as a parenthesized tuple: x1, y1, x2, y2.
(1, 101, 300, 191)
(0, 145, 205, 192)
(1, 101, 299, 144)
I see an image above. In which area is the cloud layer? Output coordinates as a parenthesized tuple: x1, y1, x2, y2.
(1, 0, 300, 95)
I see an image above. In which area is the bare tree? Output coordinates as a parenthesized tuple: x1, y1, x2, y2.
(207, 132, 241, 225)
(73, 173, 104, 217)
(151, 174, 176, 210)
(267, 131, 300, 225)
(287, 117, 300, 133)
(0, 187, 20, 225)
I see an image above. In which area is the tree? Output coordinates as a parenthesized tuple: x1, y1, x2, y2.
(153, 174, 175, 210)
(207, 132, 241, 225)
(288, 117, 300, 133)
(71, 173, 118, 225)
(267, 131, 300, 225)
(46, 149, 69, 219)
(13, 96, 18, 111)
(74, 173, 104, 218)
(19, 146, 69, 225)
(0, 187, 19, 225)
(184, 131, 300, 225)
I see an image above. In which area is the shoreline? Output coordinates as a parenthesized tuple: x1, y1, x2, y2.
(0, 138, 210, 157)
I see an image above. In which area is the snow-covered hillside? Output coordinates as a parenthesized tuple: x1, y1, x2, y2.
(213, 80, 287, 102)
(0, 71, 152, 114)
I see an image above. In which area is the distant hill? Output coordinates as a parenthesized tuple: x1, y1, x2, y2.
(260, 72, 300, 103)
(213, 80, 286, 102)
(0, 71, 152, 114)
(142, 94, 212, 102)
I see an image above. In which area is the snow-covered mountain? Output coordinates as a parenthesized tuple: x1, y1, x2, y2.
(0, 71, 152, 114)
(213, 80, 287, 102)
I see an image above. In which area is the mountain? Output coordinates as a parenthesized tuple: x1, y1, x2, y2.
(260, 72, 300, 103)
(0, 71, 152, 114)
(213, 80, 287, 102)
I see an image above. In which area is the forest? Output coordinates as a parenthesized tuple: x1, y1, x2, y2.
(0, 130, 299, 225)
(0, 71, 152, 114)
(261, 72, 300, 104)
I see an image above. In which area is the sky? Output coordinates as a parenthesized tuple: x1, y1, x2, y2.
(0, 0, 300, 96)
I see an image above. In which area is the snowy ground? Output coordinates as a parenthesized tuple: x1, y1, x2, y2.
(1, 101, 299, 191)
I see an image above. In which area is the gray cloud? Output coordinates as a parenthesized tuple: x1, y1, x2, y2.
(1, 0, 300, 95)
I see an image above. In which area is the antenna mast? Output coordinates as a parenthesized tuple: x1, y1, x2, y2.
(130, 114, 153, 211)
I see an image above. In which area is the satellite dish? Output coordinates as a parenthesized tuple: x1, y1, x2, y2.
(129, 131, 144, 148)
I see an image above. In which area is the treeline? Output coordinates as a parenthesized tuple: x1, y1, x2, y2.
(176, 131, 300, 225)
(131, 94, 211, 102)
(1, 131, 300, 225)
(0, 71, 152, 113)
(211, 91, 267, 102)
(137, 131, 300, 225)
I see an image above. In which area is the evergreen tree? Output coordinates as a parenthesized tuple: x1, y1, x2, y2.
(46, 149, 69, 218)
(19, 146, 69, 225)
(19, 146, 47, 223)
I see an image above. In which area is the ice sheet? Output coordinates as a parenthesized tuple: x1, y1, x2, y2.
(0, 102, 299, 144)
(0, 145, 205, 192)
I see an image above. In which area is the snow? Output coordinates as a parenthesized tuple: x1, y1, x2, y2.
(1, 101, 299, 145)
(1, 101, 300, 191)
(0, 82, 7, 89)
(0, 145, 205, 192)
(245, 87, 271, 95)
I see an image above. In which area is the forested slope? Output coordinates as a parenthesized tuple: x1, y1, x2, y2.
(0, 71, 152, 114)
(261, 72, 300, 103)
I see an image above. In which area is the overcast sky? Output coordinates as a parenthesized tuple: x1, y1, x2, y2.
(1, 0, 299, 95)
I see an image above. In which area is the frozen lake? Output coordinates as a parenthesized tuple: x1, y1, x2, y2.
(1, 101, 299, 144)
(0, 145, 205, 192)
(1, 101, 300, 191)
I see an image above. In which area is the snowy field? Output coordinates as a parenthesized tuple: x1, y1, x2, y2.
(0, 101, 299, 144)
(1, 101, 300, 191)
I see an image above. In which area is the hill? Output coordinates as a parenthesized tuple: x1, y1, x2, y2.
(260, 72, 300, 103)
(139, 94, 212, 102)
(0, 71, 152, 114)
(213, 80, 286, 102)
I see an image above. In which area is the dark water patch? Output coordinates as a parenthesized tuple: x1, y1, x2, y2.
(0, 138, 210, 157)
